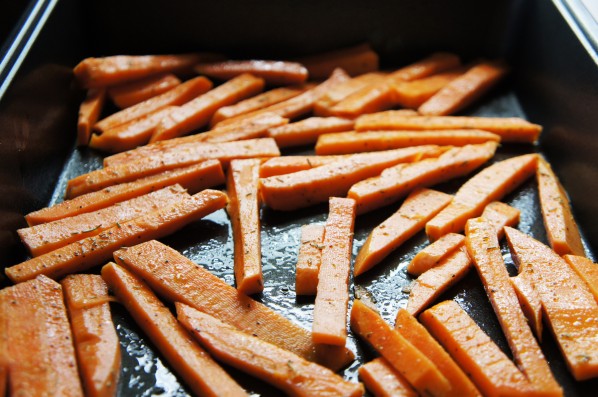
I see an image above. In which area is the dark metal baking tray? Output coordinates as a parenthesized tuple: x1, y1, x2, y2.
(1, 0, 597, 395)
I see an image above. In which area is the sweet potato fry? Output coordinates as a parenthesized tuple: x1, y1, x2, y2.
(105, 113, 287, 166)
(392, 68, 464, 108)
(177, 304, 363, 397)
(25, 160, 224, 226)
(314, 72, 387, 116)
(260, 145, 439, 211)
(394, 309, 482, 397)
(73, 53, 210, 88)
(355, 112, 542, 143)
(78, 88, 106, 146)
(358, 358, 417, 397)
(348, 142, 497, 214)
(426, 154, 538, 241)
(351, 299, 451, 396)
(407, 233, 465, 276)
(295, 224, 325, 296)
(108, 73, 181, 109)
(406, 248, 472, 316)
(313, 197, 356, 345)
(215, 68, 350, 126)
(94, 76, 213, 132)
(113, 240, 355, 371)
(465, 217, 562, 396)
(151, 73, 265, 141)
(564, 255, 598, 304)
(259, 155, 348, 177)
(195, 60, 308, 85)
(537, 158, 585, 256)
(227, 159, 263, 295)
(505, 227, 598, 381)
(89, 106, 178, 153)
(420, 301, 533, 397)
(101, 263, 247, 397)
(18, 185, 188, 256)
(212, 85, 306, 125)
(510, 272, 543, 341)
(268, 116, 354, 148)
(419, 61, 508, 116)
(61, 274, 120, 397)
(354, 188, 452, 276)
(6, 189, 227, 283)
(480, 201, 520, 240)
(297, 43, 379, 79)
(0, 275, 83, 396)
(67, 138, 278, 198)
(315, 129, 500, 155)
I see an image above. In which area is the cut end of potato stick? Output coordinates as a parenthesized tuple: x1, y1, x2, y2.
(312, 197, 356, 346)
(537, 158, 586, 257)
(195, 60, 308, 85)
(295, 224, 325, 296)
(418, 60, 509, 116)
(358, 358, 418, 397)
(480, 201, 520, 240)
(563, 255, 598, 305)
(77, 88, 106, 146)
(510, 273, 544, 342)
(407, 233, 465, 276)
(354, 188, 452, 276)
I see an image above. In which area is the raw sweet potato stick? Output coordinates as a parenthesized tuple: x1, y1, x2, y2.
(315, 129, 500, 155)
(407, 233, 465, 276)
(6, 189, 227, 283)
(295, 224, 325, 296)
(195, 60, 308, 85)
(312, 197, 356, 345)
(267, 116, 354, 148)
(420, 300, 533, 397)
(537, 157, 585, 256)
(0, 276, 84, 396)
(350, 299, 451, 396)
(348, 142, 497, 214)
(358, 358, 417, 397)
(297, 43, 379, 79)
(259, 155, 348, 178)
(151, 73, 265, 141)
(113, 240, 355, 371)
(227, 159, 263, 295)
(426, 154, 538, 241)
(108, 73, 181, 109)
(25, 160, 224, 225)
(354, 188, 452, 276)
(94, 76, 213, 132)
(465, 217, 562, 396)
(392, 68, 465, 108)
(177, 304, 364, 397)
(260, 145, 440, 211)
(61, 274, 120, 397)
(314, 72, 387, 116)
(67, 138, 279, 198)
(510, 271, 543, 341)
(355, 112, 542, 143)
(78, 88, 106, 146)
(505, 227, 598, 381)
(564, 255, 598, 304)
(102, 263, 247, 397)
(73, 53, 209, 88)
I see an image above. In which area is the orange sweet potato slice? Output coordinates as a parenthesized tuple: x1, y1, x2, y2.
(510, 272, 543, 341)
(0, 276, 83, 396)
(227, 159, 263, 295)
(268, 116, 354, 148)
(113, 240, 355, 371)
(6, 190, 227, 283)
(25, 160, 224, 226)
(260, 145, 439, 211)
(314, 72, 387, 116)
(177, 304, 364, 397)
(315, 129, 500, 155)
(392, 68, 465, 108)
(351, 299, 451, 396)
(481, 201, 520, 240)
(407, 233, 465, 276)
(465, 217, 562, 396)
(505, 227, 598, 381)
(313, 197, 356, 345)
(355, 112, 542, 143)
(297, 43, 379, 79)
(195, 60, 308, 85)
(259, 155, 348, 178)
(564, 255, 598, 304)
(354, 188, 452, 276)
(426, 154, 538, 241)
(78, 88, 106, 146)
(537, 157, 585, 256)
(61, 274, 120, 397)
(108, 73, 181, 109)
(295, 224, 325, 296)
(348, 142, 497, 214)
(420, 300, 533, 397)
(101, 263, 247, 397)
(358, 358, 417, 397)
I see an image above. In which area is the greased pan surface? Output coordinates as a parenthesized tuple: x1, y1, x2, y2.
(1, 0, 598, 396)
